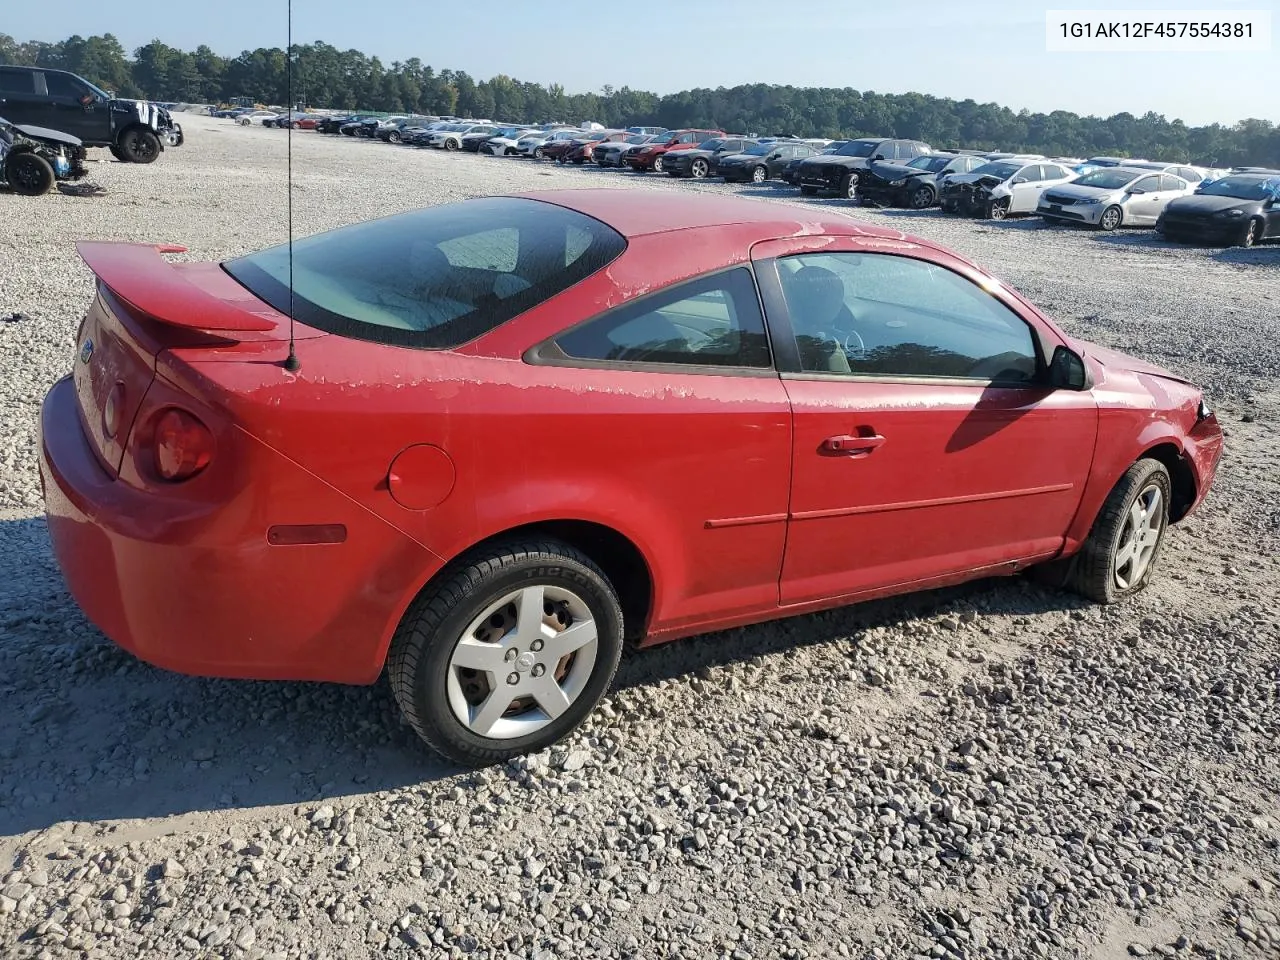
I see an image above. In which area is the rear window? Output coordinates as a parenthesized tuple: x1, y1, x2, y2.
(223, 197, 626, 349)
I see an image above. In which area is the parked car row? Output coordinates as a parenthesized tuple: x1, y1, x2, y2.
(246, 110, 1280, 249)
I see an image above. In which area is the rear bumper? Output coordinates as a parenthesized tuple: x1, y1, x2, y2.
(39, 376, 441, 684)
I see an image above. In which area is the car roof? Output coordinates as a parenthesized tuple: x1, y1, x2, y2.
(513, 188, 909, 241)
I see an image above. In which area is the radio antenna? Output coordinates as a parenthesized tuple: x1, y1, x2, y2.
(282, 0, 301, 372)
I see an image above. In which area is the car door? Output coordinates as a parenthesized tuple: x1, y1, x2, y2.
(542, 265, 794, 630)
(40, 70, 106, 142)
(1145, 175, 1191, 223)
(1007, 164, 1048, 212)
(751, 238, 1098, 607)
(1123, 174, 1166, 224)
(0, 68, 41, 127)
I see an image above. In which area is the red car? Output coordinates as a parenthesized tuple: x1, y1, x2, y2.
(39, 190, 1222, 766)
(625, 129, 724, 173)
(561, 131, 634, 164)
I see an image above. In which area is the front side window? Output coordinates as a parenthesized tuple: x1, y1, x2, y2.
(224, 197, 625, 349)
(776, 253, 1039, 383)
(554, 268, 771, 369)
(43, 72, 88, 99)
(1132, 175, 1161, 192)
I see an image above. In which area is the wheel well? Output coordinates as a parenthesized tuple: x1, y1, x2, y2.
(449, 520, 653, 641)
(115, 123, 160, 146)
(1141, 443, 1196, 522)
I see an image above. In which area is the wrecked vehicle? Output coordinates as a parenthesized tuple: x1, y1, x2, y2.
(793, 137, 933, 198)
(0, 117, 89, 195)
(0, 65, 182, 163)
(939, 159, 1077, 219)
(856, 152, 986, 208)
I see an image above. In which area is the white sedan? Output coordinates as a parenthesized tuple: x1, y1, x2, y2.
(1037, 167, 1195, 230)
(939, 159, 1078, 219)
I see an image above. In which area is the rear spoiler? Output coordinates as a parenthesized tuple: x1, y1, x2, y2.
(76, 242, 277, 332)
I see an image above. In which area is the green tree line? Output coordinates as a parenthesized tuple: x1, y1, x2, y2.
(3, 32, 1277, 167)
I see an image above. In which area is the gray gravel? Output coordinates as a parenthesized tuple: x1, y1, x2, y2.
(1, 114, 1278, 960)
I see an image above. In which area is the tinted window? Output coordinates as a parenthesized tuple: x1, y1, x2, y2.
(555, 268, 771, 369)
(777, 253, 1038, 382)
(225, 197, 626, 350)
(43, 72, 87, 99)
(0, 69, 33, 94)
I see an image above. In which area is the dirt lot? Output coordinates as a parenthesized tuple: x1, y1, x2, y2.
(0, 114, 1277, 960)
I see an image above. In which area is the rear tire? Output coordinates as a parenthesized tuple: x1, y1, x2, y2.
(388, 539, 625, 767)
(691, 158, 709, 179)
(1060, 459, 1172, 604)
(751, 165, 767, 183)
(5, 152, 55, 195)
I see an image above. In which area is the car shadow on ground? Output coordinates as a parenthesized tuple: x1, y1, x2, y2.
(0, 514, 1082, 835)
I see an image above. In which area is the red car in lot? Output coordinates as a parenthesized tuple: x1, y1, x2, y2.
(40, 190, 1222, 766)
(625, 129, 724, 173)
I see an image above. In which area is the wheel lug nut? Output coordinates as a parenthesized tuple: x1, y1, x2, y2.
(504, 648, 518, 662)
(532, 664, 546, 678)
(507, 673, 520, 685)
(531, 640, 544, 652)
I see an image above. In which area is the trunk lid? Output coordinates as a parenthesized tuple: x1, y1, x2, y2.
(71, 242, 315, 477)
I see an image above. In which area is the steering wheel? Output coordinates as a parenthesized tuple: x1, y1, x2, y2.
(840, 328, 867, 361)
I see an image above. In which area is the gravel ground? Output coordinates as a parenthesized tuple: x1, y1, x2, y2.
(1, 114, 1278, 960)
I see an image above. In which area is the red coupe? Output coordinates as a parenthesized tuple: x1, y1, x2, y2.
(39, 190, 1222, 766)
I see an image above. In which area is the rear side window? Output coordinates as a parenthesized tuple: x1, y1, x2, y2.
(224, 197, 626, 349)
(0, 69, 33, 94)
(553, 268, 772, 369)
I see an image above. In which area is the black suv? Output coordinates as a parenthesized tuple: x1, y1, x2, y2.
(0, 65, 182, 163)
(794, 137, 932, 198)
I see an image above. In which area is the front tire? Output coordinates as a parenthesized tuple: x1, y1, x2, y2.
(751, 165, 768, 184)
(533, 147, 544, 159)
(1238, 218, 1263, 247)
(841, 173, 858, 199)
(1063, 459, 1171, 604)
(987, 198, 1010, 220)
(652, 156, 665, 173)
(444, 138, 459, 151)
(1098, 205, 1123, 231)
(691, 158, 709, 179)
(909, 184, 935, 209)
(388, 538, 625, 767)
(117, 128, 162, 164)
(5, 152, 55, 195)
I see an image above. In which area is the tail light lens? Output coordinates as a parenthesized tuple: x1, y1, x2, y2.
(153, 408, 214, 481)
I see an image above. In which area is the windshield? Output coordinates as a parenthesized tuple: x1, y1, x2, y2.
(225, 198, 626, 350)
(1072, 169, 1142, 190)
(625, 135, 650, 144)
(971, 161, 1021, 179)
(1196, 176, 1277, 200)
(835, 140, 879, 157)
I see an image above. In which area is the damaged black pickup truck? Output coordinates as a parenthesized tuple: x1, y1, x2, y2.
(0, 65, 183, 163)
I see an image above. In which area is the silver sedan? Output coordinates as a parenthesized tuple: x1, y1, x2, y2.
(1038, 167, 1194, 230)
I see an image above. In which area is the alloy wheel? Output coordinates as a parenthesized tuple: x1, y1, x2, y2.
(752, 165, 767, 183)
(1113, 485, 1163, 590)
(1100, 207, 1122, 231)
(692, 159, 708, 178)
(446, 585, 599, 740)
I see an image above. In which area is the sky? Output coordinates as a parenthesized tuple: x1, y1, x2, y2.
(6, 0, 1277, 126)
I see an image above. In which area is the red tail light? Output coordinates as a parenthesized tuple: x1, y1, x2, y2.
(153, 408, 214, 481)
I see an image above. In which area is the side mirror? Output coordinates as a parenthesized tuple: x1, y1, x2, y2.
(1127, 187, 1145, 195)
(78, 93, 94, 107)
(1049, 345, 1088, 390)
(872, 153, 885, 160)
